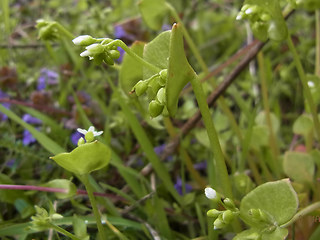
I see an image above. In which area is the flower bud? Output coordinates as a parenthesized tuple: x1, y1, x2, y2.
(86, 43, 105, 55)
(72, 35, 97, 46)
(148, 100, 164, 118)
(207, 209, 221, 218)
(80, 50, 90, 57)
(159, 69, 167, 85)
(109, 49, 121, 59)
(103, 53, 115, 65)
(222, 210, 234, 224)
(78, 137, 85, 146)
(260, 13, 271, 22)
(134, 80, 148, 96)
(213, 216, 226, 230)
(204, 187, 217, 199)
(223, 198, 237, 210)
(156, 87, 166, 104)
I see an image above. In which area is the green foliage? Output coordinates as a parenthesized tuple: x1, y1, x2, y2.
(283, 151, 315, 185)
(1, 0, 320, 239)
(240, 179, 298, 231)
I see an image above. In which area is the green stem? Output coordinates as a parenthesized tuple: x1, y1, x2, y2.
(47, 223, 82, 240)
(190, 76, 232, 197)
(316, 10, 320, 76)
(107, 40, 161, 73)
(280, 201, 320, 228)
(54, 22, 75, 39)
(79, 174, 107, 240)
(287, 34, 320, 140)
(165, 2, 208, 73)
(257, 52, 280, 177)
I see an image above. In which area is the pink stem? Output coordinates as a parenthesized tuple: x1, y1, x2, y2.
(0, 184, 125, 201)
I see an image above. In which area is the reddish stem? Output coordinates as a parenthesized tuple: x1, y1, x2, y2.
(0, 184, 125, 201)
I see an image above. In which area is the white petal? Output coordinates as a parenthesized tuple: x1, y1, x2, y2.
(88, 126, 95, 132)
(72, 35, 90, 45)
(80, 50, 90, 57)
(205, 187, 217, 199)
(93, 131, 103, 136)
(77, 128, 88, 135)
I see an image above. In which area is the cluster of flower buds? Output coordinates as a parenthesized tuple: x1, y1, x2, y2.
(236, 4, 272, 41)
(205, 187, 240, 230)
(131, 69, 168, 118)
(36, 19, 58, 41)
(72, 35, 121, 65)
(30, 206, 63, 231)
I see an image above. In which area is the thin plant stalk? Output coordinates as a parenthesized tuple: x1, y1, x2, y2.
(316, 10, 320, 77)
(287, 34, 320, 140)
(47, 223, 82, 240)
(79, 174, 107, 240)
(190, 76, 232, 198)
(257, 52, 280, 177)
(280, 201, 320, 228)
(163, 117, 207, 188)
(106, 40, 161, 73)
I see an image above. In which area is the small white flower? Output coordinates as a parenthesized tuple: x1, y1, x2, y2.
(72, 35, 95, 46)
(77, 126, 103, 137)
(205, 187, 217, 199)
(308, 81, 315, 88)
(80, 50, 90, 57)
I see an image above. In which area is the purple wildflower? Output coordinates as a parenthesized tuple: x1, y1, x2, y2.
(70, 131, 84, 146)
(0, 90, 10, 121)
(116, 47, 125, 63)
(193, 161, 207, 170)
(37, 68, 59, 90)
(161, 24, 172, 31)
(174, 178, 192, 195)
(6, 158, 16, 168)
(114, 25, 135, 41)
(22, 114, 42, 125)
(23, 129, 37, 145)
(154, 144, 166, 156)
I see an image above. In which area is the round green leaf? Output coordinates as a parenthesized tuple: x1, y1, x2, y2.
(283, 151, 315, 184)
(44, 179, 77, 199)
(293, 114, 313, 136)
(51, 141, 111, 175)
(240, 179, 298, 228)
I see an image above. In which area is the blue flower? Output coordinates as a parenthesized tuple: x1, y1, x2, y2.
(37, 68, 59, 90)
(22, 114, 42, 124)
(174, 177, 192, 195)
(23, 129, 37, 146)
(193, 161, 207, 170)
(70, 131, 84, 146)
(114, 25, 135, 41)
(0, 90, 10, 121)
